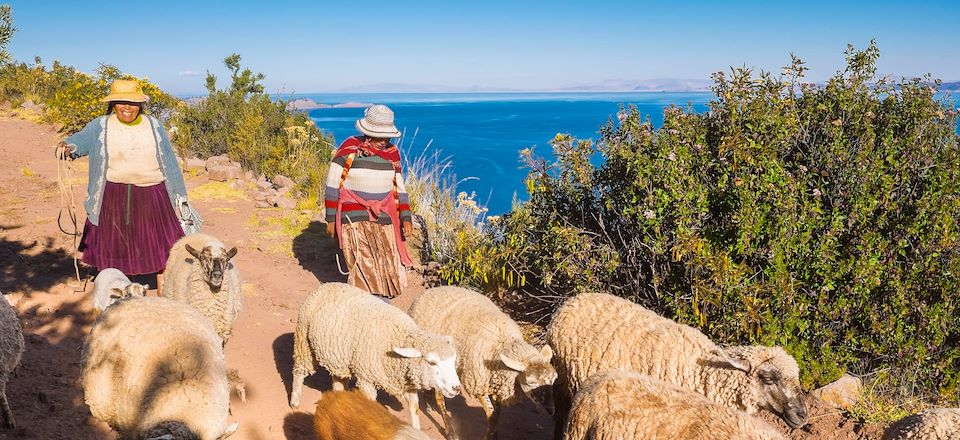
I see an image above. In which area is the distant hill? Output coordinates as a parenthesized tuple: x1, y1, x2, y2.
(941, 81, 960, 91)
(558, 78, 712, 92)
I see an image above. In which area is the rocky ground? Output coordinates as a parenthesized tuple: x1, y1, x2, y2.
(0, 116, 886, 439)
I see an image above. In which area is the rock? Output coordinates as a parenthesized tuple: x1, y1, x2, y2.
(205, 155, 232, 171)
(812, 374, 862, 410)
(254, 200, 272, 209)
(274, 196, 297, 210)
(208, 165, 242, 182)
(256, 179, 273, 192)
(185, 157, 206, 174)
(243, 170, 255, 181)
(273, 174, 296, 190)
(252, 191, 268, 202)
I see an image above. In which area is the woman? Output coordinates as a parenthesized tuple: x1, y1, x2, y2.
(324, 104, 413, 298)
(55, 79, 192, 292)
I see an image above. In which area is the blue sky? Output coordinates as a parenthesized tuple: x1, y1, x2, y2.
(5, 1, 959, 94)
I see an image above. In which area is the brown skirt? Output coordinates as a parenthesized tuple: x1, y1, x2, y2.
(340, 221, 407, 298)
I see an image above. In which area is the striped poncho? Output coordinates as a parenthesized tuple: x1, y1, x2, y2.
(324, 136, 412, 225)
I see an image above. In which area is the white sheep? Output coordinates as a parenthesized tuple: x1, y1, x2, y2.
(546, 291, 808, 438)
(408, 286, 557, 440)
(0, 293, 23, 429)
(289, 282, 461, 431)
(92, 268, 147, 315)
(162, 233, 241, 345)
(565, 369, 787, 440)
(313, 390, 430, 440)
(883, 408, 960, 440)
(81, 296, 238, 440)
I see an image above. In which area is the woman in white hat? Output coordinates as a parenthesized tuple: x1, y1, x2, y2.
(323, 104, 413, 298)
(55, 79, 193, 293)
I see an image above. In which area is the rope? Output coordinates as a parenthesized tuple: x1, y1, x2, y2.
(55, 152, 86, 290)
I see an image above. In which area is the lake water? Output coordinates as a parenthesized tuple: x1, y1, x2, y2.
(299, 92, 713, 214)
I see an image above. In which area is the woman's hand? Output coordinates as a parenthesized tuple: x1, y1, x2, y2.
(55, 141, 72, 160)
(403, 220, 413, 236)
(326, 222, 335, 237)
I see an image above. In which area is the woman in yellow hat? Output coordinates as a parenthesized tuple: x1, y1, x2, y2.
(55, 79, 194, 293)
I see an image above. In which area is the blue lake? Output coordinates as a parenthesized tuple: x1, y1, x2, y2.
(298, 92, 713, 215)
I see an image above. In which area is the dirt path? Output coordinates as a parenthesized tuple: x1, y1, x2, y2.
(0, 116, 885, 439)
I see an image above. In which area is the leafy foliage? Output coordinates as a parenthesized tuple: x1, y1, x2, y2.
(0, 5, 15, 64)
(453, 43, 960, 408)
(169, 54, 334, 198)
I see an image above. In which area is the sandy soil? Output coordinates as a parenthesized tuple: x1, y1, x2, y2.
(0, 116, 886, 439)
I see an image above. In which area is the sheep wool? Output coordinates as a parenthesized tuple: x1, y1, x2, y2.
(313, 390, 429, 440)
(883, 408, 960, 440)
(290, 282, 460, 430)
(81, 297, 237, 440)
(408, 286, 557, 438)
(0, 293, 23, 429)
(565, 370, 787, 440)
(92, 268, 146, 314)
(163, 233, 242, 344)
(546, 291, 807, 436)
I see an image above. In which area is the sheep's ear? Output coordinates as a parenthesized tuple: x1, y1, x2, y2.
(110, 287, 126, 299)
(393, 347, 423, 358)
(225, 247, 238, 261)
(217, 421, 239, 439)
(539, 345, 554, 361)
(710, 348, 752, 373)
(185, 243, 201, 259)
(500, 353, 527, 372)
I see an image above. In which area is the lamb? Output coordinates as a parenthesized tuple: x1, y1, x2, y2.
(883, 408, 960, 440)
(81, 296, 238, 440)
(565, 369, 787, 440)
(408, 286, 557, 440)
(289, 282, 461, 431)
(163, 232, 241, 345)
(92, 268, 147, 315)
(0, 293, 23, 429)
(546, 291, 807, 439)
(313, 390, 430, 440)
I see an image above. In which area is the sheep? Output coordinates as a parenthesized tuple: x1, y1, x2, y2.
(163, 232, 241, 345)
(0, 293, 23, 429)
(408, 286, 557, 440)
(546, 291, 807, 439)
(883, 408, 960, 440)
(313, 390, 430, 440)
(92, 268, 147, 315)
(289, 282, 461, 431)
(81, 296, 238, 440)
(565, 369, 787, 440)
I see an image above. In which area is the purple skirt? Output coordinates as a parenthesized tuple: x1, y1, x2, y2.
(79, 181, 185, 275)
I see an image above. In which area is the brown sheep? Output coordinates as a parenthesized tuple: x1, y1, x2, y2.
(313, 390, 428, 440)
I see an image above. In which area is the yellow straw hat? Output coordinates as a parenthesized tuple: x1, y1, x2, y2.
(101, 79, 150, 103)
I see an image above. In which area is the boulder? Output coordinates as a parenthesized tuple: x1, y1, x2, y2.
(273, 174, 296, 190)
(274, 196, 297, 210)
(255, 179, 273, 192)
(208, 165, 242, 182)
(205, 155, 232, 171)
(812, 374, 862, 410)
(184, 157, 206, 174)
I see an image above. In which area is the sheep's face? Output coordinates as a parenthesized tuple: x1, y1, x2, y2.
(125, 283, 148, 297)
(502, 344, 558, 415)
(393, 338, 461, 398)
(185, 244, 237, 290)
(724, 346, 808, 429)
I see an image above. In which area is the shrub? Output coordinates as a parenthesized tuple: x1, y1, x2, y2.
(169, 54, 333, 198)
(473, 42, 959, 408)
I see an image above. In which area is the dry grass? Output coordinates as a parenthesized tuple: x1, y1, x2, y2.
(188, 181, 250, 202)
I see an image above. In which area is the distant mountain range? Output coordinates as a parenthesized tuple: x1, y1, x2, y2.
(329, 78, 958, 94)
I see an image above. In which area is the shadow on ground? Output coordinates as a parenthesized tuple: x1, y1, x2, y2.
(0, 232, 87, 295)
(291, 221, 348, 284)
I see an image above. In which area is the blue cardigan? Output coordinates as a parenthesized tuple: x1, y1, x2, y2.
(64, 115, 190, 226)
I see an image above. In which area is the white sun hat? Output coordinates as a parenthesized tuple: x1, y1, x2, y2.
(356, 104, 402, 138)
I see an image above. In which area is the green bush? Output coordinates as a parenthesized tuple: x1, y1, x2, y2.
(464, 43, 959, 408)
(170, 54, 333, 199)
